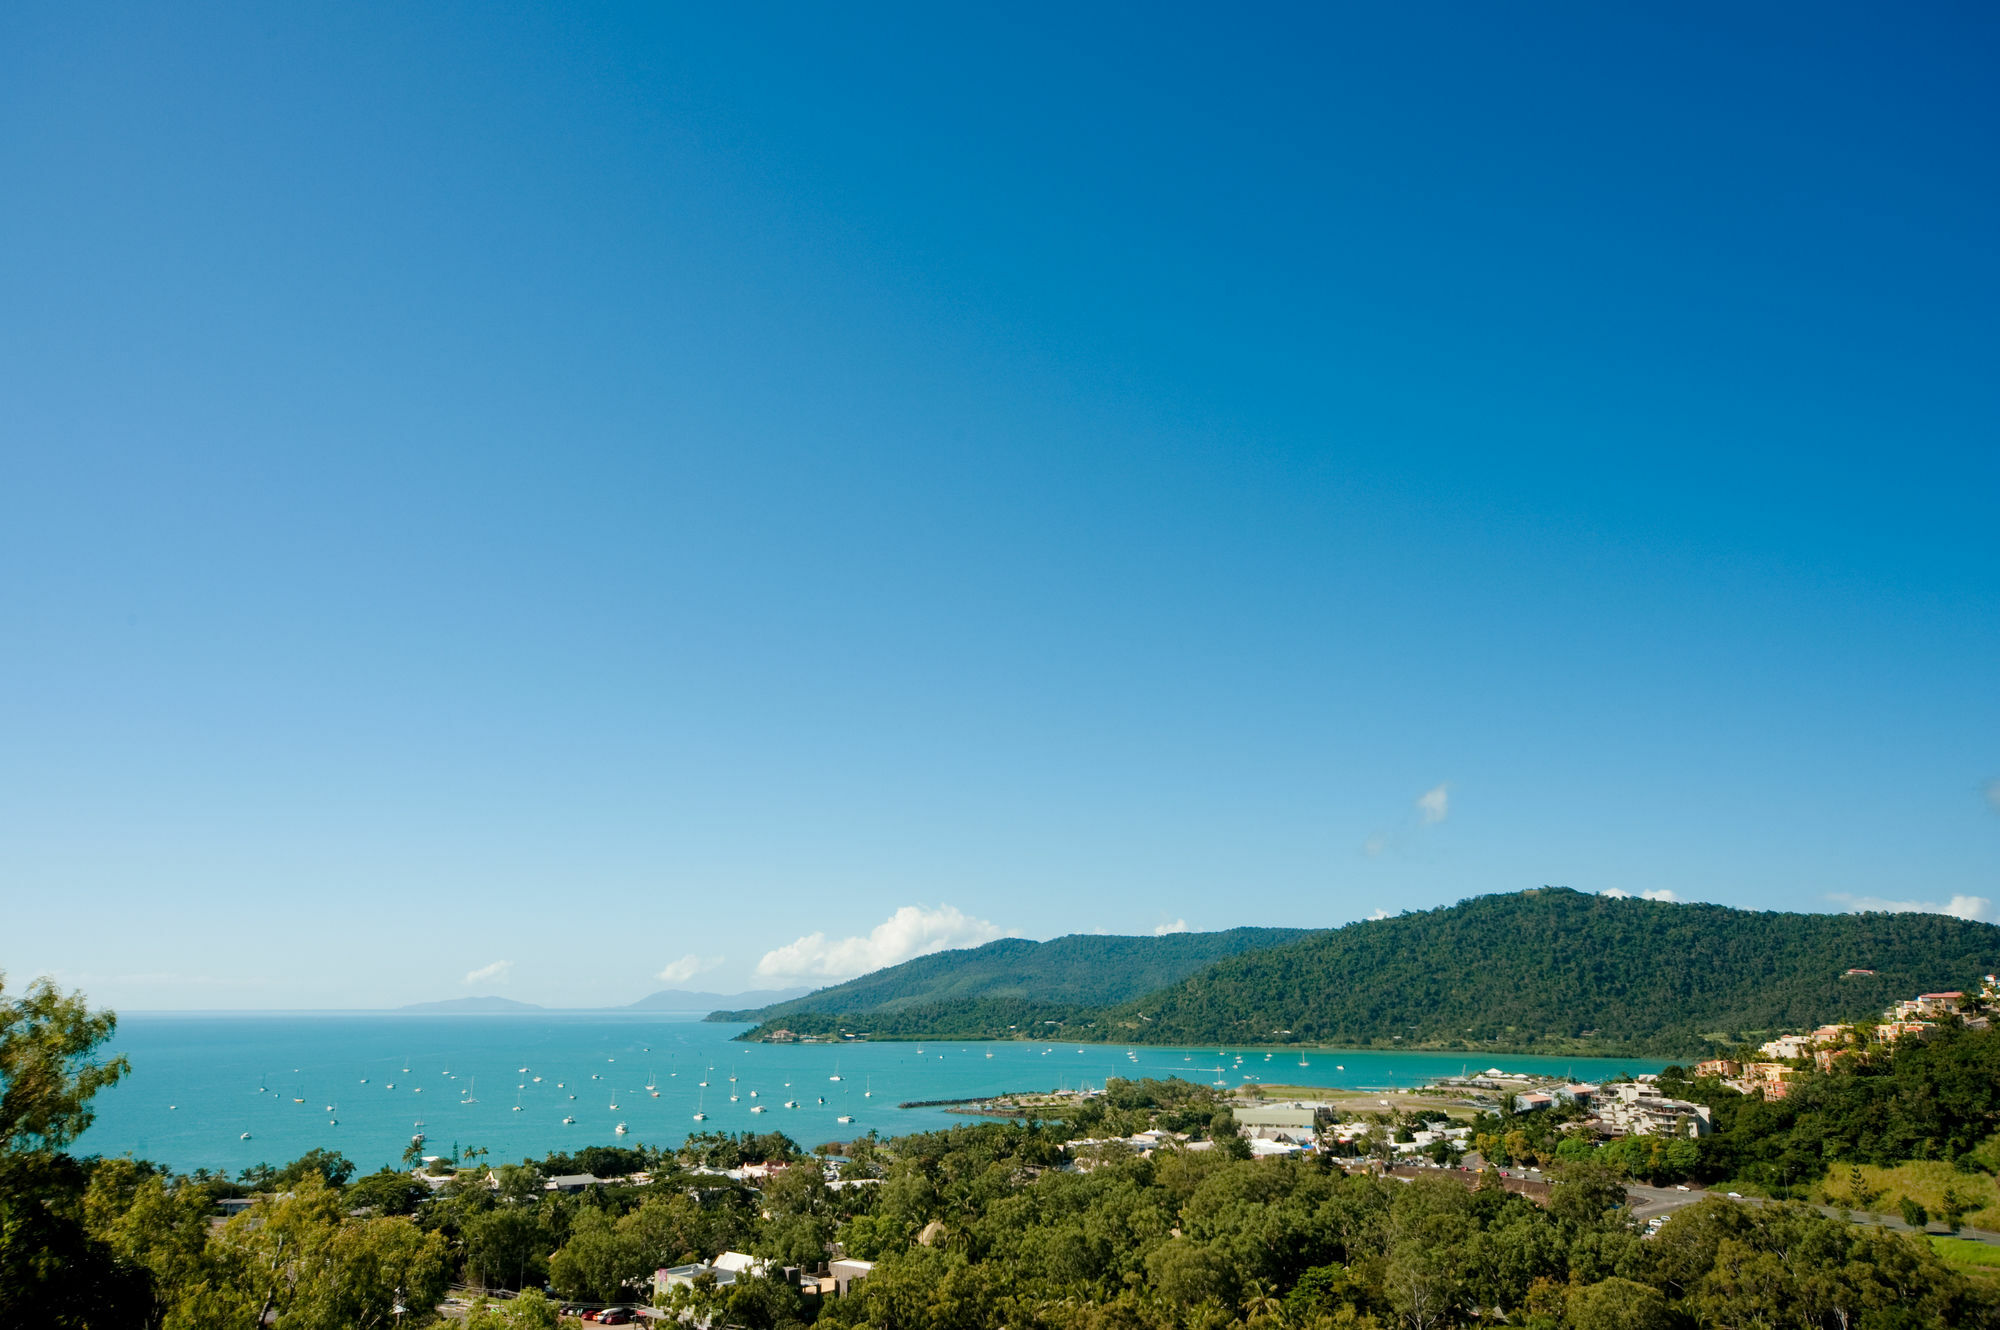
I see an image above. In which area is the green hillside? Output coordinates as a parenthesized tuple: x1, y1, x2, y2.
(1106, 888, 2000, 1055)
(713, 928, 1315, 1034)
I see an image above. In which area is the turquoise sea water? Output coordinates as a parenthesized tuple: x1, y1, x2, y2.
(83, 1014, 1667, 1174)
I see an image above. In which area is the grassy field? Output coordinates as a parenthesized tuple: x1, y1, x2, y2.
(1932, 1236, 2000, 1287)
(1818, 1162, 2000, 1231)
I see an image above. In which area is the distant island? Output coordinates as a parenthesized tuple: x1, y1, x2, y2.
(722, 888, 2000, 1057)
(393, 986, 810, 1015)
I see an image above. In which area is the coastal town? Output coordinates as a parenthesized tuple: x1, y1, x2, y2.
(364, 973, 2000, 1322)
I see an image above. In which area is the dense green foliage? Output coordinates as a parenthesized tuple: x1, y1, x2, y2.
(1107, 889, 2000, 1054)
(20, 953, 2000, 1328)
(1659, 1023, 2000, 1193)
(717, 929, 1315, 1035)
(14, 964, 2000, 1329)
(804, 1131, 1999, 1330)
(733, 891, 2000, 1053)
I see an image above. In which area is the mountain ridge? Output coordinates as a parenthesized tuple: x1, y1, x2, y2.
(712, 928, 1318, 1029)
(730, 890, 2000, 1055)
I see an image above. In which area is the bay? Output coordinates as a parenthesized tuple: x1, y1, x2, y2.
(82, 1013, 1667, 1174)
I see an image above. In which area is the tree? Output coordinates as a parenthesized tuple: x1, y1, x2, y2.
(347, 1167, 430, 1216)
(217, 1174, 449, 1330)
(1939, 1184, 1973, 1234)
(1547, 1159, 1625, 1229)
(0, 974, 146, 1329)
(466, 1288, 560, 1329)
(0, 975, 129, 1154)
(1899, 1195, 1930, 1230)
(1566, 1276, 1670, 1330)
(548, 1207, 644, 1302)
(465, 1205, 550, 1292)
(84, 1158, 259, 1329)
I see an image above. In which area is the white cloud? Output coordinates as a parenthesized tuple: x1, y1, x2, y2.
(656, 954, 724, 985)
(1153, 919, 1190, 936)
(463, 960, 512, 987)
(1368, 908, 1391, 920)
(755, 905, 1009, 981)
(1363, 783, 1451, 855)
(1831, 894, 1994, 923)
(1642, 889, 1677, 902)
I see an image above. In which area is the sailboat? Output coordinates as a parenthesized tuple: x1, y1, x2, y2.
(241, 1130, 252, 1139)
(461, 1077, 478, 1104)
(513, 1091, 523, 1113)
(828, 1059, 842, 1082)
(837, 1090, 854, 1125)
(563, 1114, 575, 1124)
(608, 1090, 619, 1111)
(1299, 1053, 1309, 1067)
(615, 1121, 628, 1135)
(863, 1077, 873, 1099)
(750, 1102, 766, 1114)
(692, 1089, 707, 1122)
(647, 1070, 658, 1097)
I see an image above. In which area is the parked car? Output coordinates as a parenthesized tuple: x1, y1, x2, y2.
(599, 1311, 633, 1325)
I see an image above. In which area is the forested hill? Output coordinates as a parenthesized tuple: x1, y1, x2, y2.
(710, 928, 1315, 1030)
(1106, 888, 2000, 1055)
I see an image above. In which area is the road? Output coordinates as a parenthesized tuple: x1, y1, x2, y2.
(1621, 1181, 2000, 1248)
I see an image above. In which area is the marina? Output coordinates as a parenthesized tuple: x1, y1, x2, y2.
(80, 1011, 1663, 1174)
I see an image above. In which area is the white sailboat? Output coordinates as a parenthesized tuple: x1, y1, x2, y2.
(692, 1088, 707, 1122)
(829, 1059, 842, 1082)
(863, 1077, 873, 1099)
(461, 1077, 478, 1105)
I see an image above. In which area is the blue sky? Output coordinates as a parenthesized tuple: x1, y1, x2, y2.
(3, 3, 1996, 1009)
